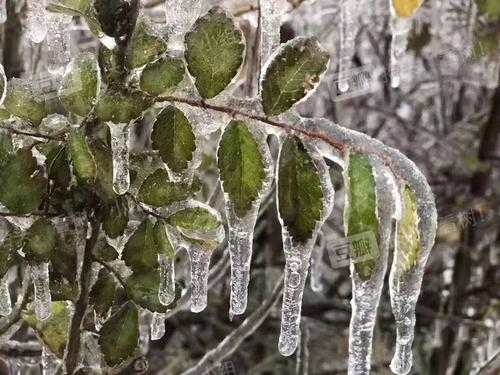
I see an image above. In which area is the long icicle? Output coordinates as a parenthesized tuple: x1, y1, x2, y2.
(46, 12, 73, 75)
(0, 274, 12, 316)
(338, 0, 359, 93)
(0, 0, 6, 24)
(345, 155, 396, 374)
(108, 122, 131, 195)
(30, 262, 52, 321)
(158, 253, 176, 306)
(277, 142, 334, 356)
(187, 245, 212, 313)
(150, 312, 166, 340)
(27, 0, 48, 44)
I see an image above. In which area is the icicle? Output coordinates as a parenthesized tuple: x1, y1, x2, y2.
(347, 157, 395, 375)
(30, 262, 52, 321)
(42, 345, 61, 375)
(158, 254, 175, 306)
(164, 0, 203, 51)
(278, 144, 334, 356)
(46, 12, 73, 75)
(26, 0, 48, 44)
(0, 0, 6, 24)
(187, 246, 212, 313)
(389, 2, 413, 88)
(108, 122, 131, 195)
(150, 312, 166, 340)
(0, 274, 12, 316)
(310, 234, 325, 293)
(338, 0, 359, 93)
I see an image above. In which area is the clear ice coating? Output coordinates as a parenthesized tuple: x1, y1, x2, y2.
(187, 246, 212, 313)
(277, 143, 334, 356)
(260, 0, 286, 73)
(158, 254, 176, 306)
(0, 0, 6, 24)
(108, 122, 131, 195)
(46, 12, 73, 75)
(164, 0, 203, 50)
(0, 64, 6, 105)
(347, 157, 395, 375)
(223, 127, 273, 316)
(27, 0, 48, 44)
(150, 312, 166, 340)
(0, 274, 12, 316)
(310, 234, 325, 293)
(389, 2, 412, 88)
(30, 262, 52, 321)
(338, 0, 359, 93)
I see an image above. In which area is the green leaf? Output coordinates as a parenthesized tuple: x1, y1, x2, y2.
(151, 106, 196, 173)
(98, 301, 139, 367)
(184, 7, 244, 99)
(59, 53, 101, 117)
(47, 0, 104, 37)
(93, 238, 119, 261)
(24, 218, 58, 264)
(23, 301, 70, 358)
(126, 270, 167, 313)
(126, 17, 168, 69)
(261, 37, 329, 116)
(138, 168, 197, 207)
(0, 132, 13, 166)
(0, 149, 46, 214)
(140, 56, 185, 96)
(89, 139, 116, 202)
(4, 79, 47, 126)
(277, 136, 324, 244)
(477, 0, 500, 20)
(344, 153, 379, 280)
(50, 223, 80, 282)
(102, 195, 129, 239)
(45, 145, 71, 190)
(122, 219, 175, 273)
(89, 269, 116, 320)
(217, 120, 266, 218)
(396, 185, 421, 272)
(94, 0, 139, 38)
(69, 128, 97, 184)
(96, 90, 151, 124)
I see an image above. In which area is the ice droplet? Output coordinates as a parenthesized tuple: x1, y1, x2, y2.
(47, 12, 72, 75)
(0, 274, 12, 316)
(158, 254, 175, 306)
(27, 0, 48, 44)
(150, 312, 166, 340)
(0, 0, 6, 24)
(108, 122, 131, 195)
(339, 0, 359, 93)
(187, 246, 212, 313)
(347, 157, 395, 375)
(277, 142, 334, 356)
(30, 262, 52, 321)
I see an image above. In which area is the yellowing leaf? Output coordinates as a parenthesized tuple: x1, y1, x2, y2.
(392, 0, 423, 18)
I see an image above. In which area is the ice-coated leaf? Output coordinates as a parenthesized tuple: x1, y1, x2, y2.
(45, 145, 71, 190)
(69, 128, 97, 185)
(184, 7, 244, 99)
(344, 153, 379, 280)
(261, 37, 329, 116)
(98, 301, 139, 367)
(24, 218, 58, 264)
(93, 239, 119, 261)
(217, 120, 266, 218)
(126, 270, 168, 313)
(96, 90, 151, 124)
(122, 219, 175, 273)
(89, 269, 116, 320)
(151, 105, 196, 173)
(47, 0, 103, 36)
(0, 149, 47, 214)
(0, 226, 23, 277)
(392, 0, 423, 18)
(89, 139, 116, 202)
(277, 136, 324, 244)
(3, 79, 47, 126)
(59, 53, 101, 117)
(396, 185, 421, 272)
(102, 195, 129, 239)
(94, 0, 139, 38)
(138, 168, 198, 207)
(140, 56, 185, 96)
(0, 132, 12, 165)
(126, 17, 168, 69)
(23, 301, 70, 358)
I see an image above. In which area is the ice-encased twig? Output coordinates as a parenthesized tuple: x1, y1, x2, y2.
(339, 0, 359, 93)
(27, 0, 48, 44)
(108, 122, 131, 195)
(47, 12, 73, 75)
(389, 2, 412, 88)
(158, 253, 175, 306)
(0, 274, 12, 316)
(151, 312, 166, 340)
(346, 156, 396, 375)
(277, 142, 334, 356)
(30, 262, 52, 321)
